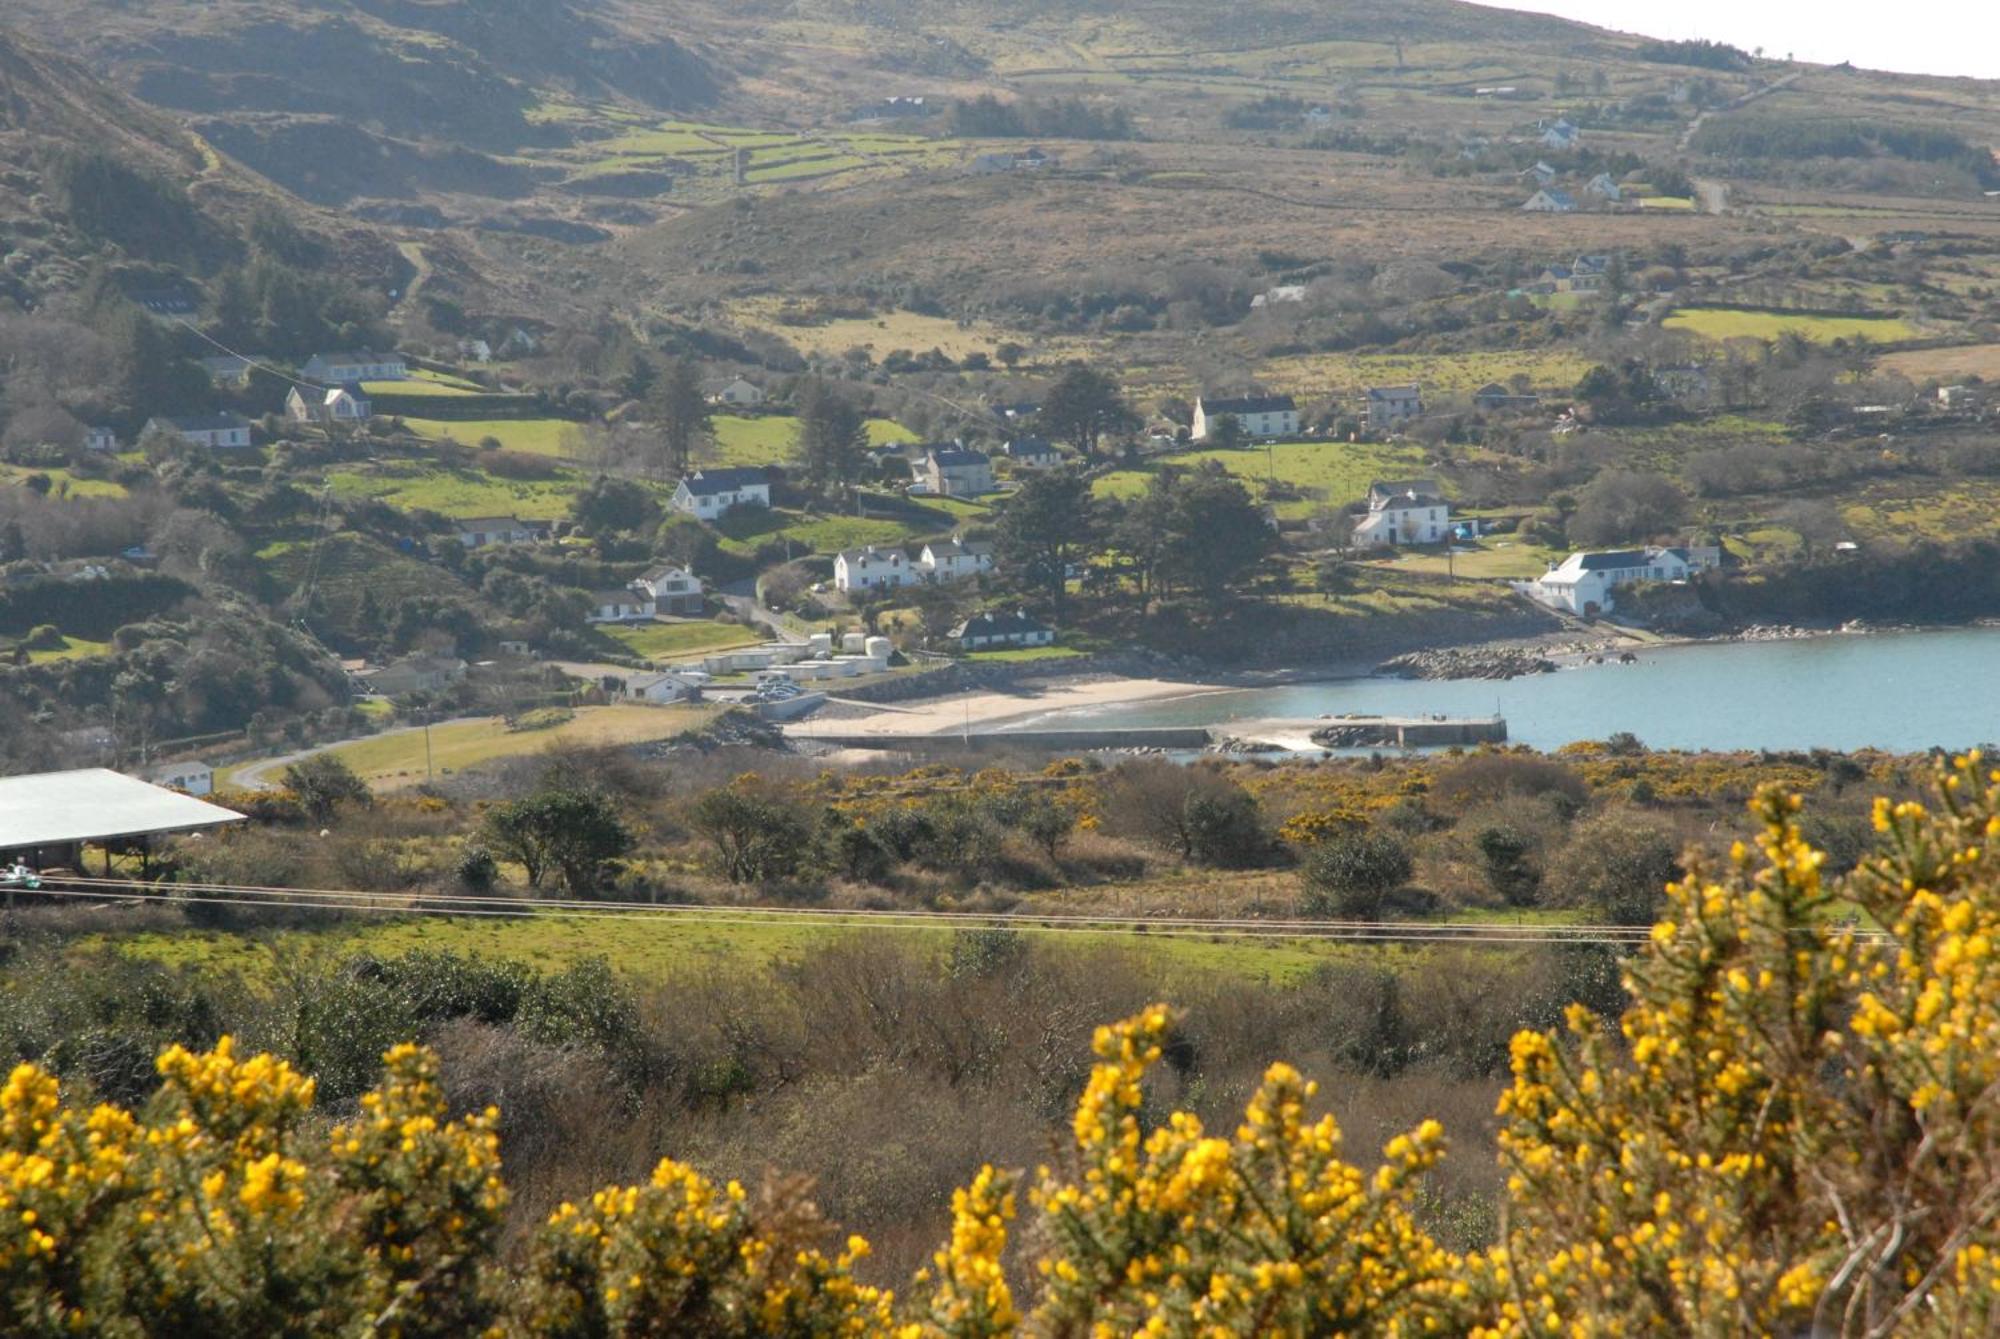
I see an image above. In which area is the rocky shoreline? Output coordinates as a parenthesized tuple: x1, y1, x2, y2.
(1374, 647, 1560, 681)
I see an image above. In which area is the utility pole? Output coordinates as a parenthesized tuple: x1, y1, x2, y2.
(423, 715, 434, 781)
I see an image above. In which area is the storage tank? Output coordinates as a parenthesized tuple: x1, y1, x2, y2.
(841, 632, 866, 654)
(864, 636, 892, 660)
(808, 632, 833, 656)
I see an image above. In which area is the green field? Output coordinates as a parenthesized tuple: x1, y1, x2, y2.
(708, 415, 916, 468)
(1095, 441, 1432, 519)
(324, 464, 596, 520)
(1663, 307, 1921, 344)
(108, 908, 1433, 984)
(1638, 196, 1696, 210)
(19, 634, 113, 665)
(598, 620, 763, 660)
(1259, 349, 1593, 395)
(404, 418, 586, 458)
(362, 378, 481, 398)
(0, 465, 129, 499)
(965, 644, 1087, 663)
(311, 704, 721, 788)
(1369, 539, 1556, 580)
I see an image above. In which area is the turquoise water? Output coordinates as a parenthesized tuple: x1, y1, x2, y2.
(993, 627, 2000, 753)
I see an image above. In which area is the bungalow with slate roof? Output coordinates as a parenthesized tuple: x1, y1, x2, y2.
(1352, 480, 1451, 549)
(922, 447, 994, 497)
(1523, 188, 1578, 213)
(630, 564, 704, 615)
(144, 414, 252, 451)
(1532, 545, 1720, 616)
(285, 383, 372, 424)
(1539, 118, 1580, 150)
(919, 537, 995, 583)
(834, 545, 911, 593)
(1525, 161, 1558, 185)
(453, 516, 545, 549)
(671, 467, 772, 520)
(1362, 386, 1423, 431)
(300, 351, 408, 383)
(1587, 173, 1622, 202)
(586, 589, 656, 623)
(1003, 437, 1061, 469)
(1192, 394, 1298, 441)
(198, 355, 255, 387)
(711, 378, 765, 407)
(624, 671, 698, 705)
(84, 426, 117, 453)
(952, 610, 1055, 651)
(360, 655, 467, 699)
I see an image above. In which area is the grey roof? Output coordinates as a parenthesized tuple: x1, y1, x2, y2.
(1369, 479, 1444, 504)
(155, 413, 249, 433)
(1200, 394, 1296, 415)
(1575, 550, 1650, 571)
(590, 589, 650, 604)
(929, 448, 990, 468)
(954, 611, 1051, 637)
(926, 538, 993, 558)
(681, 467, 770, 495)
(0, 768, 245, 850)
(454, 515, 530, 529)
(307, 350, 403, 365)
(1005, 436, 1058, 457)
(1365, 386, 1421, 400)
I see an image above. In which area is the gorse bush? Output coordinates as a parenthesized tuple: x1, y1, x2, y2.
(13, 757, 2000, 1332)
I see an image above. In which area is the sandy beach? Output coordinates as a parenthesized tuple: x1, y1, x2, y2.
(783, 676, 1228, 740)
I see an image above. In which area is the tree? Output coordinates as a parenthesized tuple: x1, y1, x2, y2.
(1123, 466, 1273, 603)
(794, 379, 869, 499)
(1300, 830, 1414, 918)
(1203, 413, 1246, 451)
(646, 357, 711, 478)
(1036, 364, 1135, 463)
(1102, 760, 1266, 867)
(994, 471, 1099, 614)
(1569, 470, 1688, 545)
(1476, 825, 1541, 906)
(281, 754, 371, 825)
(569, 475, 657, 537)
(482, 787, 633, 897)
(995, 342, 1026, 369)
(689, 779, 815, 883)
(1548, 810, 1678, 923)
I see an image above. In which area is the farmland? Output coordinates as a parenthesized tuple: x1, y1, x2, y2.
(1094, 441, 1434, 519)
(708, 415, 915, 467)
(1257, 349, 1595, 397)
(1662, 307, 1922, 343)
(322, 463, 600, 520)
(308, 703, 722, 788)
(402, 418, 588, 459)
(596, 619, 764, 660)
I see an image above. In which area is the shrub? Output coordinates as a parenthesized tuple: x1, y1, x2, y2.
(1300, 830, 1414, 919)
(1475, 825, 1542, 906)
(280, 754, 371, 825)
(1102, 760, 1267, 867)
(689, 777, 816, 884)
(1547, 809, 1680, 923)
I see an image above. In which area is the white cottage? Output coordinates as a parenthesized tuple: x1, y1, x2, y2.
(1351, 480, 1451, 549)
(834, 545, 911, 593)
(1192, 394, 1298, 441)
(671, 468, 772, 520)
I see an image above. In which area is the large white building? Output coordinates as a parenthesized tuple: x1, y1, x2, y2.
(918, 537, 995, 582)
(671, 467, 772, 521)
(1531, 546, 1719, 616)
(1192, 394, 1298, 442)
(1351, 480, 1451, 549)
(834, 545, 911, 593)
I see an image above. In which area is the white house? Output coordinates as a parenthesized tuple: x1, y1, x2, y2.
(1192, 394, 1298, 441)
(922, 448, 995, 497)
(1250, 284, 1308, 309)
(144, 414, 252, 451)
(85, 425, 118, 453)
(459, 339, 493, 363)
(1539, 118, 1580, 150)
(300, 351, 408, 383)
(952, 611, 1055, 650)
(285, 382, 372, 424)
(919, 537, 995, 583)
(1532, 546, 1720, 616)
(586, 589, 656, 623)
(1525, 160, 1558, 185)
(834, 545, 911, 593)
(1351, 480, 1451, 549)
(1523, 188, 1578, 213)
(1586, 173, 1622, 202)
(630, 564, 704, 615)
(145, 760, 214, 797)
(711, 378, 765, 407)
(671, 467, 772, 520)
(453, 516, 544, 548)
(625, 671, 697, 704)
(1540, 254, 1612, 293)
(1362, 386, 1423, 431)
(198, 355, 255, 387)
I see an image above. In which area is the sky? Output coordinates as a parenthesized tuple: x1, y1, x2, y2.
(1486, 0, 2000, 80)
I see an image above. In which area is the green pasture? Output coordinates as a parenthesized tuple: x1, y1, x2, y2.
(322, 464, 591, 521)
(597, 620, 763, 661)
(1663, 307, 1920, 344)
(404, 418, 587, 459)
(1093, 441, 1432, 519)
(0, 465, 129, 499)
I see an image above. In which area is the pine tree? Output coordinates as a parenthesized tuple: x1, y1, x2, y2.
(794, 379, 869, 500)
(646, 357, 710, 477)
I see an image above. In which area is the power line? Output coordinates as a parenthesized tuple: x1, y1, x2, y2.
(169, 317, 328, 394)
